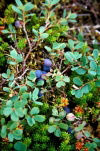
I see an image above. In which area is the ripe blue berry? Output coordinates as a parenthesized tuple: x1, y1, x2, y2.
(38, 91, 43, 97)
(67, 127, 73, 133)
(15, 21, 22, 28)
(43, 65, 51, 72)
(44, 59, 52, 67)
(35, 70, 43, 78)
(63, 106, 70, 113)
(42, 71, 47, 75)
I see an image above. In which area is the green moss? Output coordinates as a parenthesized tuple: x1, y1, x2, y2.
(17, 38, 27, 50)
(59, 141, 72, 151)
(4, 4, 15, 24)
(23, 137, 32, 147)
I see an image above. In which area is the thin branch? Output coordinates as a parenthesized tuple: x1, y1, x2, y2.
(22, 12, 32, 66)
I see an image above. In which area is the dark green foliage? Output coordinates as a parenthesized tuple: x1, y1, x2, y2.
(0, 0, 100, 151)
(0, 52, 6, 66)
(17, 38, 26, 50)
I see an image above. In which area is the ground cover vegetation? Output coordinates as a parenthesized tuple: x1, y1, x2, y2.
(0, 0, 100, 151)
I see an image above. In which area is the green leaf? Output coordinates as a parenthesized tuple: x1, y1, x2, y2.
(11, 111, 19, 121)
(2, 73, 8, 79)
(14, 142, 27, 151)
(73, 77, 83, 86)
(54, 128, 61, 137)
(97, 66, 100, 75)
(32, 88, 39, 101)
(75, 42, 84, 49)
(24, 2, 34, 11)
(3, 87, 10, 92)
(75, 89, 83, 98)
(34, 115, 45, 122)
(15, 108, 24, 117)
(84, 131, 90, 138)
(40, 33, 49, 39)
(2, 30, 9, 34)
(63, 76, 70, 82)
(63, 9, 67, 18)
(22, 93, 29, 100)
(78, 33, 84, 41)
(88, 70, 96, 76)
(1, 125, 7, 138)
(93, 138, 100, 143)
(92, 142, 97, 148)
(71, 67, 79, 71)
(32, 29, 38, 36)
(48, 125, 56, 133)
(30, 107, 39, 115)
(37, 79, 44, 86)
(59, 111, 66, 119)
(75, 123, 85, 132)
(75, 68, 86, 75)
(56, 81, 65, 88)
(69, 13, 77, 19)
(3, 107, 12, 116)
(59, 123, 68, 130)
(34, 101, 43, 105)
(9, 74, 14, 81)
(93, 49, 99, 59)
(7, 60, 16, 65)
(45, 46, 52, 52)
(12, 5, 22, 14)
(9, 24, 16, 33)
(81, 56, 88, 66)
(52, 108, 58, 116)
(10, 49, 17, 59)
(53, 42, 66, 50)
(16, 54, 23, 62)
(95, 80, 100, 87)
(68, 39, 75, 49)
(55, 75, 62, 81)
(51, 0, 60, 5)
(82, 84, 91, 94)
(26, 80, 34, 88)
(15, 0, 23, 6)
(8, 133, 14, 142)
(1, 118, 5, 125)
(20, 86, 27, 93)
(9, 122, 18, 130)
(14, 101, 22, 109)
(13, 130, 23, 140)
(64, 51, 82, 63)
(90, 61, 97, 70)
(39, 26, 45, 33)
(26, 116, 35, 126)
(28, 71, 36, 81)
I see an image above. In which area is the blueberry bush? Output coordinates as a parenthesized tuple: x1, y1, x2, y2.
(0, 0, 100, 151)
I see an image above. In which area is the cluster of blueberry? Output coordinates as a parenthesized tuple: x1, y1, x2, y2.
(35, 59, 52, 97)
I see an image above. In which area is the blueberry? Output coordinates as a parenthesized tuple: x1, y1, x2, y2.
(63, 106, 70, 113)
(15, 21, 22, 28)
(67, 127, 72, 133)
(35, 70, 43, 78)
(38, 91, 43, 97)
(42, 71, 47, 75)
(43, 65, 51, 72)
(44, 59, 52, 67)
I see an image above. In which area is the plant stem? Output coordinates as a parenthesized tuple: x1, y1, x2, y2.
(22, 11, 32, 66)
